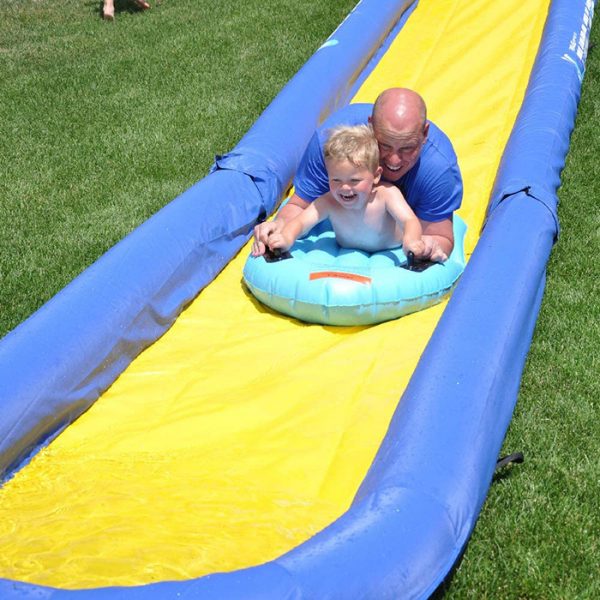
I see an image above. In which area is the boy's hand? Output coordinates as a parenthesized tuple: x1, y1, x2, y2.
(266, 232, 292, 253)
(404, 238, 427, 259)
(252, 221, 282, 256)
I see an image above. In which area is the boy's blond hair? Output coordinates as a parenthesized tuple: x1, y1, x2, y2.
(323, 124, 380, 173)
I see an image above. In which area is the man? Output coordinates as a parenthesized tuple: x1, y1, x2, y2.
(252, 88, 462, 262)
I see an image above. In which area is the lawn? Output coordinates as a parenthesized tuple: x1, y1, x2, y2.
(0, 0, 358, 336)
(1, 0, 598, 597)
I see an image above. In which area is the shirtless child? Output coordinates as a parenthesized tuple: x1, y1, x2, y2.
(262, 124, 433, 259)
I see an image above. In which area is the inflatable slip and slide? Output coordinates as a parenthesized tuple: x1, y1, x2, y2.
(0, 0, 594, 597)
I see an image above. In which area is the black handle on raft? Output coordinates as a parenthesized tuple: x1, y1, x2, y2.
(403, 251, 439, 272)
(263, 247, 293, 263)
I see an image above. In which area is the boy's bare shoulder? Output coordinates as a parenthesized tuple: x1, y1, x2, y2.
(314, 191, 338, 213)
(375, 181, 405, 200)
(317, 190, 337, 206)
(376, 181, 397, 190)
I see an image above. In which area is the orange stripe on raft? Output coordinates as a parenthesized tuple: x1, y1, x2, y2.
(309, 271, 372, 284)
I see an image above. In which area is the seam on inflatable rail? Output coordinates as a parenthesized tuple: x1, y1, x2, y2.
(493, 186, 560, 237)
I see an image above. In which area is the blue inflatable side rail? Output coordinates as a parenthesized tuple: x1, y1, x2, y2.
(0, 0, 416, 486)
(349, 0, 594, 597)
(0, 0, 594, 598)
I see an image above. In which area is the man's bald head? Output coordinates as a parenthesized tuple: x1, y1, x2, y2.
(369, 88, 429, 182)
(372, 88, 427, 131)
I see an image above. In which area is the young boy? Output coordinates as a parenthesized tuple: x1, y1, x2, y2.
(263, 125, 431, 258)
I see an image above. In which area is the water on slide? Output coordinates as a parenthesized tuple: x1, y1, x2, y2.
(0, 0, 550, 588)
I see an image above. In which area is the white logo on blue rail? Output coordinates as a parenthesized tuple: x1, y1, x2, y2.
(562, 53, 585, 82)
(318, 39, 339, 51)
(562, 0, 594, 81)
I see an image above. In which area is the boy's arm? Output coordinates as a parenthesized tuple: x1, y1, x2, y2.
(266, 197, 330, 253)
(402, 219, 426, 256)
(383, 186, 428, 258)
(253, 131, 329, 256)
(251, 193, 310, 256)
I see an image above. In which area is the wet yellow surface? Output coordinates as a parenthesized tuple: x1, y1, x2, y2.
(0, 0, 550, 588)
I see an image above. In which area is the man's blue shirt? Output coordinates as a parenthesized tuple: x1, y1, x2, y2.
(293, 103, 463, 222)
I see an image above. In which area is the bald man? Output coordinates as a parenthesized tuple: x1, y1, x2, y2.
(253, 88, 462, 261)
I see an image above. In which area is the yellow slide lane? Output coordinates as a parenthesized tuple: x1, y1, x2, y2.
(0, 0, 549, 589)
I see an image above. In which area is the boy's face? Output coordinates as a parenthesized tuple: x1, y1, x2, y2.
(326, 159, 382, 210)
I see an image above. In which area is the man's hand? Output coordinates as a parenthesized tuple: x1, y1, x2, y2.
(421, 236, 449, 262)
(420, 217, 454, 262)
(252, 220, 282, 256)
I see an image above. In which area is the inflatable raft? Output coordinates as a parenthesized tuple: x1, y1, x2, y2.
(243, 215, 467, 326)
(0, 0, 594, 598)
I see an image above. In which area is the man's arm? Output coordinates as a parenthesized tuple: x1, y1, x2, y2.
(420, 217, 454, 262)
(252, 194, 310, 256)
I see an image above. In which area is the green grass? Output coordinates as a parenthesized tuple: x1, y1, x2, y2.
(1, 1, 599, 597)
(0, 0, 357, 336)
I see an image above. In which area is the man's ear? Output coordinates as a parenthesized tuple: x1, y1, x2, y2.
(422, 121, 430, 142)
